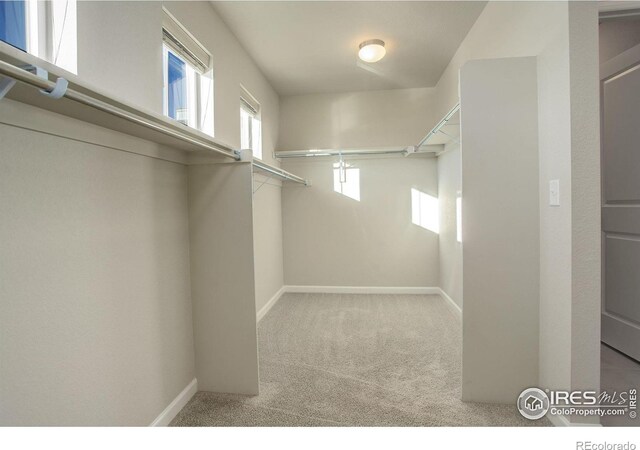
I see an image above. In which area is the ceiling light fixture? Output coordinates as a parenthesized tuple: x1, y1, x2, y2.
(358, 39, 386, 63)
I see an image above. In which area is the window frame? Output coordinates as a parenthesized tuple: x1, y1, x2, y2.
(0, 1, 27, 51)
(161, 8, 214, 136)
(0, 0, 77, 73)
(163, 44, 200, 127)
(240, 89, 262, 160)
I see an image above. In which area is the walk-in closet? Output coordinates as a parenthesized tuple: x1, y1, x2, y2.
(0, 0, 604, 431)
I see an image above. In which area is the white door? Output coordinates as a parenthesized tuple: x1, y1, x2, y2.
(601, 43, 640, 361)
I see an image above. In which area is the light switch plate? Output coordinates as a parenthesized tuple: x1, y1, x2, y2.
(549, 179, 560, 206)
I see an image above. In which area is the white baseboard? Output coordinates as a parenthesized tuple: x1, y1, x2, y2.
(437, 288, 462, 319)
(547, 414, 602, 427)
(255, 285, 440, 322)
(256, 285, 460, 322)
(257, 285, 437, 323)
(284, 285, 441, 295)
(257, 286, 286, 322)
(150, 378, 197, 427)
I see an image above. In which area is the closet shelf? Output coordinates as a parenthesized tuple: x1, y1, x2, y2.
(275, 147, 415, 159)
(0, 44, 238, 160)
(0, 44, 310, 186)
(252, 159, 309, 185)
(416, 103, 460, 151)
(271, 105, 461, 161)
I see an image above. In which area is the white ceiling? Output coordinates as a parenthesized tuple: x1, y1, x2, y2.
(211, 1, 486, 96)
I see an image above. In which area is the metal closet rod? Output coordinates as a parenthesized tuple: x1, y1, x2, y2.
(274, 103, 460, 160)
(0, 59, 239, 160)
(0, 58, 310, 186)
(274, 147, 412, 158)
(252, 159, 309, 186)
(415, 102, 461, 149)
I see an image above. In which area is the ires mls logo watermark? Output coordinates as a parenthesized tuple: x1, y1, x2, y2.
(517, 387, 638, 420)
(517, 388, 550, 420)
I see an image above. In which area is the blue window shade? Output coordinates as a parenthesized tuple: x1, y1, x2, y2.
(0, 1, 26, 51)
(167, 52, 187, 123)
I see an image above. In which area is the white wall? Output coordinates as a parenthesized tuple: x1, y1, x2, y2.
(536, 12, 573, 394)
(188, 162, 259, 394)
(0, 103, 194, 425)
(78, 1, 285, 314)
(282, 157, 439, 288)
(460, 57, 540, 403)
(252, 177, 285, 312)
(431, 1, 570, 120)
(437, 143, 462, 309)
(278, 88, 439, 288)
(567, 2, 600, 407)
(77, 1, 164, 113)
(278, 87, 434, 151)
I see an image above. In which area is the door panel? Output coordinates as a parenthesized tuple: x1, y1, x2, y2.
(602, 47, 640, 361)
(603, 64, 640, 202)
(604, 236, 640, 324)
(603, 207, 640, 235)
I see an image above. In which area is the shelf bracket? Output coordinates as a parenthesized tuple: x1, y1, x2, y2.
(39, 76, 68, 99)
(404, 145, 417, 157)
(1, 64, 53, 102)
(0, 76, 16, 101)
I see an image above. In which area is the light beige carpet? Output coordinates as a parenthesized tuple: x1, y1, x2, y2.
(171, 293, 548, 426)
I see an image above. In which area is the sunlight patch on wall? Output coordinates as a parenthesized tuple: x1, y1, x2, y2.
(411, 188, 439, 233)
(333, 163, 360, 201)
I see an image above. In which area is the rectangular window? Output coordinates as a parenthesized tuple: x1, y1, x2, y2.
(162, 8, 214, 136)
(165, 47, 192, 125)
(0, 0, 77, 73)
(240, 88, 262, 159)
(167, 52, 186, 122)
(0, 1, 27, 51)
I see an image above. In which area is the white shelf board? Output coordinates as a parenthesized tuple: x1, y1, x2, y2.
(0, 42, 232, 160)
(418, 109, 460, 149)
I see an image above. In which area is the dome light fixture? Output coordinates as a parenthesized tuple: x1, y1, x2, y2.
(358, 39, 386, 63)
